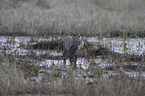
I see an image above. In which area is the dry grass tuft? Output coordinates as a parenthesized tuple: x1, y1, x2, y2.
(94, 74, 145, 96)
(0, 55, 31, 95)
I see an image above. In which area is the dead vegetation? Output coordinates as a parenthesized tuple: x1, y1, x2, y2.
(0, 36, 144, 95)
(0, 54, 144, 96)
(0, 40, 145, 95)
(0, 0, 145, 95)
(0, 0, 145, 37)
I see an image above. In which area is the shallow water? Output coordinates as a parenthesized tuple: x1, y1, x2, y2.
(87, 36, 145, 55)
(0, 36, 145, 80)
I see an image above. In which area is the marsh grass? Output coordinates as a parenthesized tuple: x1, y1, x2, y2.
(0, 0, 145, 95)
(0, 0, 145, 37)
(0, 47, 144, 96)
(0, 55, 31, 95)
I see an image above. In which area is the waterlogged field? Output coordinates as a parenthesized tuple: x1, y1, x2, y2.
(1, 36, 145, 95)
(0, 35, 145, 95)
(0, 0, 145, 95)
(0, 36, 145, 77)
(1, 36, 145, 56)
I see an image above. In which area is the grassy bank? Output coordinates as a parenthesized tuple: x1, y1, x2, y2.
(0, 0, 145, 37)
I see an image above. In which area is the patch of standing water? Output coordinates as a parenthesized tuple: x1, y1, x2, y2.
(125, 71, 145, 78)
(38, 58, 90, 70)
(38, 58, 110, 70)
(1, 36, 145, 56)
(0, 36, 145, 78)
(86, 37, 145, 55)
(0, 36, 62, 56)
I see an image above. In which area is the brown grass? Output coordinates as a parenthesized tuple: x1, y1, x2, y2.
(0, 0, 145, 37)
(0, 0, 145, 95)
(0, 55, 31, 95)
(0, 52, 145, 96)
